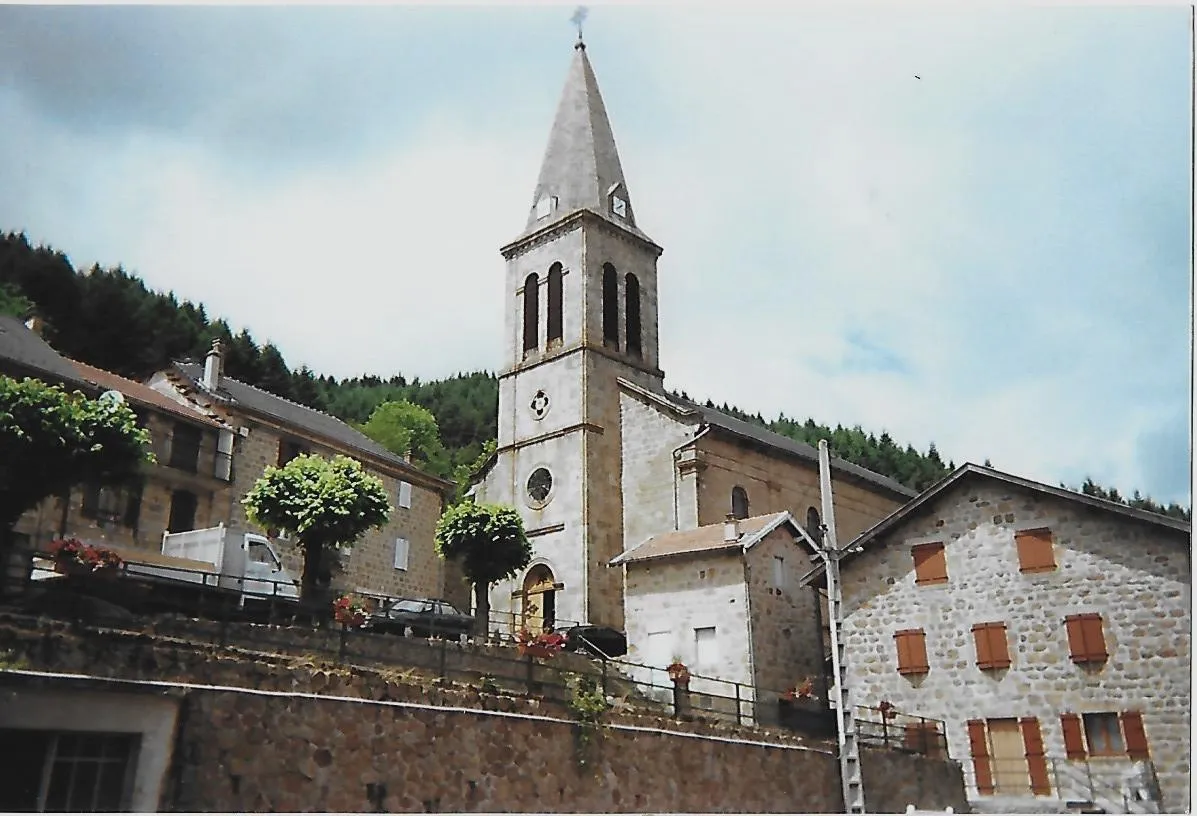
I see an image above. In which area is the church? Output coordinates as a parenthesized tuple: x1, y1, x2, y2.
(470, 36, 914, 645)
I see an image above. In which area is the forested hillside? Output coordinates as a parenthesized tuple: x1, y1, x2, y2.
(0, 231, 1188, 520)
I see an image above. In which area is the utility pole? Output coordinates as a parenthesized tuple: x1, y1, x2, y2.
(815, 439, 865, 814)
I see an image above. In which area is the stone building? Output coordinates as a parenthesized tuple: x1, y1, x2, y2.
(610, 511, 827, 716)
(470, 38, 912, 637)
(829, 463, 1191, 813)
(147, 342, 461, 605)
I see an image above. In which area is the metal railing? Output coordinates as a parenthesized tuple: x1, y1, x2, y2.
(149, 432, 233, 482)
(15, 553, 949, 754)
(855, 705, 949, 757)
(960, 755, 1162, 814)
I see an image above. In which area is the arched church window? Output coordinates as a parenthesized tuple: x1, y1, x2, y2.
(807, 506, 823, 545)
(602, 263, 619, 349)
(731, 486, 750, 520)
(625, 273, 642, 358)
(547, 263, 563, 346)
(522, 273, 539, 353)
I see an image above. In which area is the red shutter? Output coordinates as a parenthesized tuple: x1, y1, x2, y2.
(894, 631, 911, 673)
(1060, 713, 1087, 759)
(968, 720, 994, 795)
(1065, 617, 1086, 662)
(1121, 712, 1151, 760)
(1084, 616, 1108, 662)
(1020, 718, 1052, 795)
(910, 630, 929, 673)
(989, 624, 1012, 669)
(972, 624, 991, 668)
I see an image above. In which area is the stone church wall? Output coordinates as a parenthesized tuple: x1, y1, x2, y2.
(838, 478, 1191, 811)
(618, 388, 697, 553)
(695, 434, 904, 543)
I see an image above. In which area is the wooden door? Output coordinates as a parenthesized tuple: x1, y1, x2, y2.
(988, 718, 1030, 794)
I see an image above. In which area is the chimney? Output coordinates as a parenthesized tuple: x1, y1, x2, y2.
(724, 513, 740, 544)
(24, 315, 45, 338)
(203, 339, 223, 391)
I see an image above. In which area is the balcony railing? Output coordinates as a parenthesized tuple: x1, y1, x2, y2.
(961, 755, 1163, 814)
(149, 431, 233, 482)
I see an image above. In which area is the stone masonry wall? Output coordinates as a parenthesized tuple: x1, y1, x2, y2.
(619, 388, 698, 553)
(0, 616, 970, 813)
(838, 476, 1191, 812)
(694, 435, 904, 546)
(744, 526, 827, 700)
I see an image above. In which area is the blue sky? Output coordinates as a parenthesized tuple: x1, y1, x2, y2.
(0, 4, 1191, 505)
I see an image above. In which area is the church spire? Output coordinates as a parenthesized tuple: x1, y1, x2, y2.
(524, 40, 640, 236)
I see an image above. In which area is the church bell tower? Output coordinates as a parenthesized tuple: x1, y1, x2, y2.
(476, 36, 664, 632)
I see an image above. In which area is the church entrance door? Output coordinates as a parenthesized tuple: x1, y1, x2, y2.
(519, 565, 561, 633)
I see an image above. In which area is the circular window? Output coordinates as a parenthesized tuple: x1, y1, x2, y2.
(527, 467, 553, 506)
(530, 390, 550, 420)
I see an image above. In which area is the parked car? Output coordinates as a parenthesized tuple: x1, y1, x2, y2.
(363, 598, 474, 639)
(556, 625, 627, 657)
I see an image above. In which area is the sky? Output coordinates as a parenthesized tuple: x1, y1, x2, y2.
(0, 4, 1191, 505)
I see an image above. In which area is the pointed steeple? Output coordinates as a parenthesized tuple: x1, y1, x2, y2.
(524, 42, 644, 238)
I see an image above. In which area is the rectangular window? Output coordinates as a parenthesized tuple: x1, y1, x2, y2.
(1083, 713, 1125, 756)
(1063, 711, 1151, 760)
(393, 538, 410, 571)
(772, 555, 785, 589)
(277, 439, 308, 467)
(1065, 613, 1108, 663)
(894, 629, 930, 675)
(694, 626, 717, 669)
(912, 542, 948, 585)
(168, 422, 203, 473)
(397, 481, 413, 509)
(972, 622, 1012, 669)
(167, 490, 198, 534)
(1016, 528, 1057, 573)
(0, 729, 139, 812)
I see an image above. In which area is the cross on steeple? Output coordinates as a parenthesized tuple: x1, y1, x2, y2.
(570, 6, 588, 49)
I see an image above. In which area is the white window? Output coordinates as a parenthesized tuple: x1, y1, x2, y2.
(611, 195, 627, 218)
(773, 555, 785, 589)
(535, 195, 557, 219)
(694, 626, 717, 668)
(397, 481, 412, 509)
(393, 538, 410, 571)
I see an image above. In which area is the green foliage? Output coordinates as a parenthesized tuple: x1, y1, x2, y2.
(0, 375, 154, 531)
(565, 673, 611, 774)
(360, 400, 449, 474)
(1073, 477, 1191, 522)
(242, 454, 391, 605)
(0, 282, 30, 318)
(434, 502, 531, 587)
(242, 454, 391, 550)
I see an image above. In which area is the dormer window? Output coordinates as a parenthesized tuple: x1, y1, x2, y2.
(611, 195, 627, 218)
(536, 195, 557, 220)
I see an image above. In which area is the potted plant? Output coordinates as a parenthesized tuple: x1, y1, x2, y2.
(778, 677, 835, 736)
(516, 629, 567, 659)
(332, 595, 367, 628)
(665, 659, 690, 684)
(48, 537, 123, 577)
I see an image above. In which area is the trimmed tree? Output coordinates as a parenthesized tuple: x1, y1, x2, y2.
(242, 454, 391, 611)
(434, 501, 532, 636)
(0, 376, 154, 589)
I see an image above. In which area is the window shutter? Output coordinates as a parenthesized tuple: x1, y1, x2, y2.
(1016, 528, 1056, 572)
(393, 538, 410, 571)
(895, 630, 928, 674)
(909, 630, 929, 673)
(972, 624, 992, 668)
(1083, 616, 1108, 662)
(894, 631, 911, 672)
(1060, 713, 1087, 759)
(967, 720, 994, 795)
(987, 623, 1011, 669)
(912, 542, 948, 584)
(1121, 712, 1151, 760)
(1020, 718, 1052, 795)
(398, 481, 413, 509)
(1065, 616, 1087, 662)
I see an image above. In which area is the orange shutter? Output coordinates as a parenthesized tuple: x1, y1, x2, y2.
(1020, 718, 1052, 795)
(909, 630, 929, 673)
(913, 543, 948, 584)
(1016, 529, 1056, 572)
(989, 624, 1011, 669)
(894, 631, 911, 673)
(1084, 616, 1108, 661)
(1121, 712, 1151, 760)
(967, 720, 994, 795)
(972, 624, 992, 668)
(1060, 713, 1087, 759)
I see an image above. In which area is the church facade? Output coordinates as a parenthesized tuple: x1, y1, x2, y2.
(472, 39, 915, 636)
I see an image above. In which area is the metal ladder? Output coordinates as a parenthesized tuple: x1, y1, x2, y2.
(819, 440, 866, 814)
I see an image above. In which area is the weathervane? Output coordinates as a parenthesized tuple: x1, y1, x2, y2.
(571, 6, 588, 48)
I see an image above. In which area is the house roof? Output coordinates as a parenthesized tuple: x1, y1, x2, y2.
(0, 315, 91, 388)
(171, 362, 454, 491)
(610, 511, 800, 566)
(71, 360, 224, 430)
(617, 378, 916, 501)
(845, 462, 1191, 558)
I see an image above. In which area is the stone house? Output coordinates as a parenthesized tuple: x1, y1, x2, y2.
(146, 342, 462, 606)
(829, 463, 1191, 813)
(611, 511, 827, 719)
(469, 39, 913, 637)
(1, 316, 236, 588)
